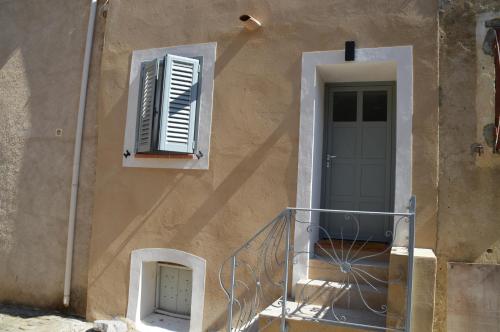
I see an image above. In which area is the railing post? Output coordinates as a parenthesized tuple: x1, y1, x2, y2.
(280, 209, 292, 332)
(405, 196, 416, 332)
(228, 255, 237, 332)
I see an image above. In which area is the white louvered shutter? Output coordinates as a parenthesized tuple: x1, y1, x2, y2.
(159, 54, 200, 153)
(136, 59, 159, 153)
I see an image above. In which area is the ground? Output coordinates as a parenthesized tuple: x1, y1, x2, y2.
(0, 304, 95, 332)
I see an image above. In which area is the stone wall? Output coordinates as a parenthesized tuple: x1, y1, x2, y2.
(437, 0, 500, 330)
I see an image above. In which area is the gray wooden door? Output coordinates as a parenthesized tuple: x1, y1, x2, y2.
(320, 84, 394, 243)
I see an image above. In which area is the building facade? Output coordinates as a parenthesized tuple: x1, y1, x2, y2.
(0, 0, 499, 331)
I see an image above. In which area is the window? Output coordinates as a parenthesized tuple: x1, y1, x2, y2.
(137, 55, 201, 155)
(123, 43, 216, 169)
(127, 248, 206, 332)
(332, 91, 357, 122)
(155, 263, 192, 318)
(363, 90, 388, 122)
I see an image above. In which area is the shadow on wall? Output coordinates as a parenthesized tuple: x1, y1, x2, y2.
(88, 27, 301, 328)
(0, 0, 100, 314)
(88, 103, 298, 287)
(214, 29, 255, 78)
(171, 110, 297, 245)
(87, 28, 256, 285)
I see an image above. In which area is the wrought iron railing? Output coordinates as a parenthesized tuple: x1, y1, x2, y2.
(219, 197, 416, 332)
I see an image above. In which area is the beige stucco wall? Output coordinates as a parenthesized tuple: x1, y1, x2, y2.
(86, 0, 439, 329)
(436, 1, 500, 331)
(0, 0, 103, 315)
(386, 248, 437, 331)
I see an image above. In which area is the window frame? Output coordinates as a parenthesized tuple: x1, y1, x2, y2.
(126, 248, 206, 332)
(135, 55, 202, 155)
(123, 43, 216, 169)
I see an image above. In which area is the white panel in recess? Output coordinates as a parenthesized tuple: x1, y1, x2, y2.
(176, 268, 192, 315)
(157, 264, 192, 317)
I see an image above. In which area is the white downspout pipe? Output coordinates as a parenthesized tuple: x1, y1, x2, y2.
(63, 0, 98, 307)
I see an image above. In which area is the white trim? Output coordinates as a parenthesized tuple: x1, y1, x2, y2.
(293, 46, 413, 288)
(127, 248, 206, 332)
(123, 42, 216, 169)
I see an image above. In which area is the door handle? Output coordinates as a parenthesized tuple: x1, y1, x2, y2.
(326, 154, 336, 168)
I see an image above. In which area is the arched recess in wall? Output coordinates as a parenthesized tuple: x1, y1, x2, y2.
(126, 248, 206, 332)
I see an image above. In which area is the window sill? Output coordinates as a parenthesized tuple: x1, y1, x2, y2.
(135, 153, 197, 160)
(138, 312, 189, 332)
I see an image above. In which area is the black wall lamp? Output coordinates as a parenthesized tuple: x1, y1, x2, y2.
(345, 41, 355, 61)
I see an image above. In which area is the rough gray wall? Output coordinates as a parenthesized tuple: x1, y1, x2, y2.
(0, 0, 102, 315)
(437, 1, 500, 331)
(447, 263, 500, 331)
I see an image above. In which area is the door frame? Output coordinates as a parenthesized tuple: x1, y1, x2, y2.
(320, 82, 396, 242)
(293, 46, 413, 290)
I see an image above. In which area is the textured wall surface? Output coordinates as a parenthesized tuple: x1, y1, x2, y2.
(436, 1, 500, 331)
(386, 248, 437, 331)
(0, 0, 102, 315)
(447, 263, 500, 331)
(86, 0, 438, 329)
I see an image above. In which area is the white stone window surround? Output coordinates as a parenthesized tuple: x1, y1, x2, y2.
(293, 46, 413, 288)
(123, 42, 216, 169)
(127, 248, 206, 332)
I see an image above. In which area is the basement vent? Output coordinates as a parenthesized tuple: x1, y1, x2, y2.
(155, 263, 192, 318)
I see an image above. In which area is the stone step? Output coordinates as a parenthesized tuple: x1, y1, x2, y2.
(315, 240, 391, 263)
(294, 279, 388, 312)
(259, 299, 386, 331)
(308, 258, 389, 284)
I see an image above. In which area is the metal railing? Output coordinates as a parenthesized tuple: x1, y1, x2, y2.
(219, 197, 416, 332)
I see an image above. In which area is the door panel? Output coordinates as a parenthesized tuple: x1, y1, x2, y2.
(362, 126, 387, 158)
(321, 85, 394, 243)
(332, 163, 356, 196)
(360, 164, 386, 198)
(332, 127, 357, 158)
(157, 264, 192, 316)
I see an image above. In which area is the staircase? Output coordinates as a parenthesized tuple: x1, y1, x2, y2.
(219, 202, 415, 332)
(258, 241, 391, 331)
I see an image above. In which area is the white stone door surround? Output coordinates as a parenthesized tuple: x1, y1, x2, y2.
(293, 46, 413, 287)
